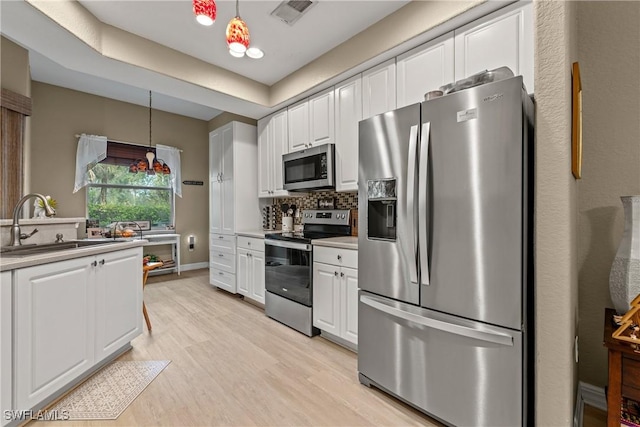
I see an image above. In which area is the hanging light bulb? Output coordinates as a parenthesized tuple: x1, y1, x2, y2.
(226, 0, 249, 55)
(193, 0, 216, 26)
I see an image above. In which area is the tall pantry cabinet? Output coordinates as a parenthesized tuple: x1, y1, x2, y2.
(209, 121, 260, 293)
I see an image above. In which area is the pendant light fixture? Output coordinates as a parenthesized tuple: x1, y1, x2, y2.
(193, 0, 216, 26)
(129, 91, 171, 175)
(145, 90, 156, 174)
(226, 0, 250, 56)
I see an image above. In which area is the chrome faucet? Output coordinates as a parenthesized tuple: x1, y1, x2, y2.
(9, 193, 56, 246)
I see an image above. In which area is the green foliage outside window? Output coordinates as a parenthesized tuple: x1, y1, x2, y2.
(87, 164, 173, 228)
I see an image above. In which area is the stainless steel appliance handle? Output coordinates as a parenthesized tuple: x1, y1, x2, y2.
(419, 122, 431, 286)
(265, 239, 312, 252)
(360, 295, 513, 347)
(406, 125, 419, 285)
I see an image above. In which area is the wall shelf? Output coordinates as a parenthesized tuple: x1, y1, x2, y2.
(142, 234, 180, 276)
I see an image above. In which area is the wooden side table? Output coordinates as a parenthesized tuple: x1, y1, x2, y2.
(603, 307, 640, 426)
(142, 261, 163, 332)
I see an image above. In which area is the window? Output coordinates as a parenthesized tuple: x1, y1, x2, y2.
(86, 142, 174, 229)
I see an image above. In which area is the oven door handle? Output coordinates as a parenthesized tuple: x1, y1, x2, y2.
(265, 239, 312, 252)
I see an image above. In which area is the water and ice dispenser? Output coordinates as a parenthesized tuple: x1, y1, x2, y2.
(367, 179, 397, 241)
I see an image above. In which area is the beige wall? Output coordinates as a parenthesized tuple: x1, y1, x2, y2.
(1, 36, 32, 197)
(534, 0, 579, 423)
(1, 36, 30, 96)
(577, 1, 640, 388)
(208, 112, 256, 133)
(29, 82, 210, 266)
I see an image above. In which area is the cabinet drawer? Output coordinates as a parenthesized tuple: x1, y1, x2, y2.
(210, 234, 236, 253)
(210, 250, 236, 273)
(237, 236, 265, 252)
(210, 268, 236, 293)
(314, 246, 358, 269)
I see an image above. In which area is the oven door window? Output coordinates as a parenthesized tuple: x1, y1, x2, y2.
(265, 244, 312, 306)
(284, 153, 327, 184)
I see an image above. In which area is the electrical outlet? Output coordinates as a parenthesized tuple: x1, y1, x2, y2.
(188, 235, 195, 251)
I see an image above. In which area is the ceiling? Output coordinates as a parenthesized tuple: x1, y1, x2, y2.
(1, 0, 411, 121)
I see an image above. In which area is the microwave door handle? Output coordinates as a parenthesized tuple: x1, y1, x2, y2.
(406, 125, 419, 285)
(419, 122, 430, 286)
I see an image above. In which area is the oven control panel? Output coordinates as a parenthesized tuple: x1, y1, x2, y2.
(302, 209, 351, 226)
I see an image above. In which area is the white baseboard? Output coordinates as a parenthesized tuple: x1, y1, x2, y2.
(580, 382, 607, 411)
(181, 262, 209, 272)
(574, 381, 607, 427)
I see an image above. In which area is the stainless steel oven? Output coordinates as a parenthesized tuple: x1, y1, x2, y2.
(264, 209, 351, 336)
(282, 143, 335, 191)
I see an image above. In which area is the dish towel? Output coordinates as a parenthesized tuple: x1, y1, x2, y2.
(73, 134, 107, 193)
(156, 144, 182, 197)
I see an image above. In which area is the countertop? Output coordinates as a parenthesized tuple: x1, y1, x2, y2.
(236, 230, 281, 239)
(0, 240, 145, 271)
(311, 236, 358, 250)
(0, 217, 86, 227)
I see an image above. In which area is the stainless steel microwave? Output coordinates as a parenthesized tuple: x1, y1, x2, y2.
(283, 143, 335, 191)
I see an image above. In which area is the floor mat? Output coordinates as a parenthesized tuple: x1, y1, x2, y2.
(48, 360, 170, 420)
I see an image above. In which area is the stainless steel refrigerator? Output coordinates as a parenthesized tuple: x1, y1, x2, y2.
(357, 75, 534, 427)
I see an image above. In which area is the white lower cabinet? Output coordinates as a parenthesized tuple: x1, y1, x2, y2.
(94, 250, 143, 363)
(1, 271, 12, 427)
(210, 233, 236, 293)
(236, 236, 265, 305)
(312, 246, 358, 347)
(14, 248, 142, 411)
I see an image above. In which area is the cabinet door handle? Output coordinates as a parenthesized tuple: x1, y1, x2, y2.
(218, 236, 224, 239)
(99, 259, 105, 265)
(91, 260, 98, 267)
(248, 241, 251, 245)
(219, 271, 224, 275)
(337, 254, 342, 261)
(334, 271, 339, 276)
(218, 253, 224, 257)
(340, 272, 344, 277)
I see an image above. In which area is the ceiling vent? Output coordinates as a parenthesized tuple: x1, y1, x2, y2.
(270, 0, 316, 26)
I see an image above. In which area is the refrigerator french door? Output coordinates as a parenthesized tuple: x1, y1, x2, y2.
(358, 76, 534, 427)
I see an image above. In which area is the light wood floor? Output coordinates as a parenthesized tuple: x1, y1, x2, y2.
(34, 269, 441, 427)
(583, 405, 607, 427)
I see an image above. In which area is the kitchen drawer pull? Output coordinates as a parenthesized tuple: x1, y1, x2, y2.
(340, 272, 344, 277)
(334, 271, 339, 276)
(218, 271, 224, 275)
(99, 259, 105, 265)
(218, 236, 224, 239)
(91, 260, 98, 267)
(337, 255, 342, 260)
(218, 253, 224, 257)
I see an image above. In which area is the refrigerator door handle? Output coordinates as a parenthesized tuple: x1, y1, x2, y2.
(360, 294, 514, 347)
(406, 125, 419, 285)
(418, 122, 431, 286)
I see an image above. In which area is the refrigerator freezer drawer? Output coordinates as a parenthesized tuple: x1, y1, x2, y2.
(358, 292, 523, 427)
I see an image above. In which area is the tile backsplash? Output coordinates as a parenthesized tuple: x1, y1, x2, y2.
(267, 191, 358, 228)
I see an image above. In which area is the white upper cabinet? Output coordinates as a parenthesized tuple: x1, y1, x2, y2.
(209, 121, 259, 234)
(396, 32, 455, 108)
(288, 88, 335, 153)
(308, 87, 335, 146)
(258, 110, 289, 198)
(362, 59, 396, 120)
(454, 1, 534, 93)
(288, 99, 310, 152)
(257, 115, 272, 199)
(334, 75, 362, 192)
(271, 110, 289, 196)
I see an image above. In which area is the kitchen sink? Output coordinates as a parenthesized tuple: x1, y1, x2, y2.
(0, 240, 121, 256)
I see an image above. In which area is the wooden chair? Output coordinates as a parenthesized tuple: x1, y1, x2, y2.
(142, 261, 163, 332)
